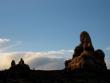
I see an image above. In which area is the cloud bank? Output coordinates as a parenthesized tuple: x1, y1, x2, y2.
(0, 38, 73, 70)
(0, 50, 73, 70)
(0, 38, 10, 49)
(0, 38, 110, 70)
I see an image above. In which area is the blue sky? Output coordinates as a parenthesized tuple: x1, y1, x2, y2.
(0, 0, 110, 70)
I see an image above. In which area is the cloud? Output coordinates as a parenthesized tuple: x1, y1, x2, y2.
(0, 38, 10, 43)
(103, 46, 110, 69)
(28, 57, 65, 70)
(0, 38, 70, 70)
(0, 38, 10, 48)
(105, 59, 110, 69)
(0, 50, 73, 70)
(0, 41, 22, 52)
(0, 38, 22, 52)
(105, 47, 110, 51)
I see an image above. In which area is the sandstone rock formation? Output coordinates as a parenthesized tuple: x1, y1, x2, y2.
(65, 31, 107, 71)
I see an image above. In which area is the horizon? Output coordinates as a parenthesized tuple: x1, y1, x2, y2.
(0, 0, 110, 70)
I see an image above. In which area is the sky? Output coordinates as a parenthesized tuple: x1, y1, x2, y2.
(0, 0, 110, 70)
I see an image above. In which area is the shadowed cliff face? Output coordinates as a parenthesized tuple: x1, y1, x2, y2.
(0, 31, 109, 83)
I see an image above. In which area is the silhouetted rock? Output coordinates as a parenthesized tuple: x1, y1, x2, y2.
(65, 31, 107, 71)
(10, 58, 30, 71)
(19, 58, 24, 65)
(66, 51, 107, 71)
(11, 60, 16, 68)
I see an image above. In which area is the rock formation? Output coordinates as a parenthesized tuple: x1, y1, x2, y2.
(10, 58, 30, 71)
(65, 31, 107, 71)
(19, 58, 24, 65)
(11, 60, 16, 68)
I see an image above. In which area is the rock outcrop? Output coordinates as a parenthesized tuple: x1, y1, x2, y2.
(10, 58, 30, 71)
(65, 31, 107, 71)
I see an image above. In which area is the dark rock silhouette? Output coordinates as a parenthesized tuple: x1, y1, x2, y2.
(19, 58, 24, 65)
(10, 58, 30, 71)
(11, 60, 16, 68)
(65, 31, 107, 71)
(0, 31, 109, 83)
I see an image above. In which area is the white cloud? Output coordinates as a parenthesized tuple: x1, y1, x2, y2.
(0, 38, 10, 44)
(0, 37, 22, 52)
(0, 38, 10, 48)
(104, 46, 110, 51)
(0, 50, 73, 70)
(104, 46, 110, 69)
(105, 59, 110, 69)
(0, 41, 22, 52)
(0, 38, 77, 70)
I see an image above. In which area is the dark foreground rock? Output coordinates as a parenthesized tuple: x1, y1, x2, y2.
(0, 69, 110, 83)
